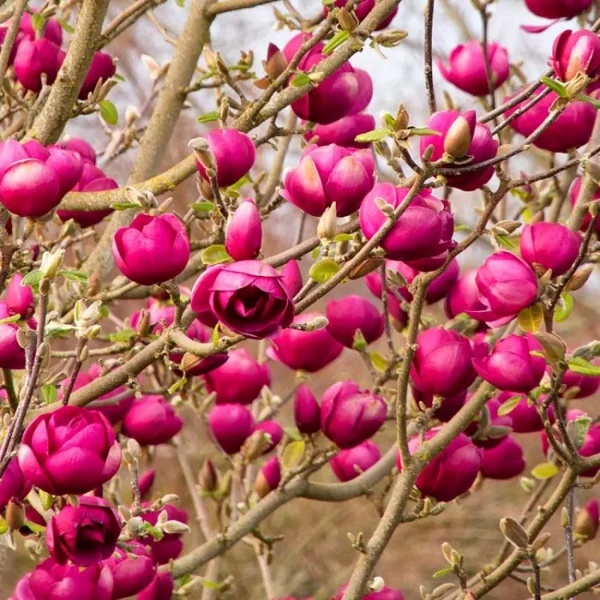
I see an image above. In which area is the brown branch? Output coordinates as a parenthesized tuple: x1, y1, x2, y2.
(0, 0, 27, 85)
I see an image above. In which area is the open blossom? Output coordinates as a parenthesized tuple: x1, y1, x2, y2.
(480, 436, 526, 480)
(18, 406, 122, 495)
(79, 51, 116, 99)
(10, 559, 114, 600)
(195, 129, 256, 187)
(283, 33, 361, 124)
(326, 295, 384, 348)
(225, 199, 262, 261)
(397, 429, 482, 502)
(359, 183, 454, 267)
(0, 139, 83, 218)
(209, 404, 254, 454)
(122, 396, 184, 446)
(552, 30, 600, 82)
(520, 222, 581, 276)
(466, 252, 538, 323)
(419, 110, 498, 191)
(525, 0, 592, 19)
(281, 144, 374, 217)
(270, 312, 343, 372)
(191, 260, 294, 339)
(14, 38, 65, 92)
(505, 86, 595, 153)
(102, 543, 156, 600)
(113, 213, 190, 285)
(473, 334, 546, 393)
(46, 496, 121, 566)
(410, 328, 476, 398)
(203, 348, 270, 405)
(438, 41, 509, 96)
(445, 269, 499, 328)
(331, 440, 381, 482)
(320, 381, 387, 448)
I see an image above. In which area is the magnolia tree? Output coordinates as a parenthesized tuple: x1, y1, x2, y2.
(0, 0, 600, 598)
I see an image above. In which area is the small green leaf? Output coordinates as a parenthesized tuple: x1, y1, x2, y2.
(540, 76, 568, 98)
(454, 224, 470, 232)
(518, 303, 544, 333)
(191, 201, 215, 213)
(168, 376, 187, 395)
(311, 247, 320, 260)
(578, 94, 600, 109)
(111, 201, 142, 211)
(354, 128, 392, 143)
(573, 416, 591, 448)
(31, 13, 45, 32)
(99, 100, 119, 126)
(352, 329, 367, 352)
(175, 0, 185, 7)
(41, 384, 57, 405)
(61, 270, 88, 284)
(107, 329, 135, 343)
(433, 567, 453, 578)
(211, 323, 220, 347)
(56, 17, 74, 33)
(407, 126, 442, 137)
(202, 581, 221, 590)
(281, 441, 305, 471)
(24, 520, 46, 534)
(0, 314, 20, 325)
(383, 113, 396, 129)
(283, 426, 302, 442)
(143, 522, 163, 541)
(323, 30, 350, 55)
(113, 73, 126, 82)
(369, 351, 388, 373)
(497, 395, 522, 416)
(309, 258, 340, 283)
(531, 462, 559, 480)
(45, 322, 76, 338)
(495, 234, 519, 250)
(197, 111, 219, 124)
(227, 174, 251, 194)
(554, 292, 573, 323)
(39, 490, 54, 512)
(291, 73, 311, 87)
(567, 356, 600, 376)
(0, 518, 8, 535)
(201, 244, 231, 265)
(21, 270, 42, 288)
(333, 233, 354, 242)
(322, 0, 335, 5)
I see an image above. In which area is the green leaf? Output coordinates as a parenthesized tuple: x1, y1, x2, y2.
(496, 234, 519, 250)
(143, 522, 163, 541)
(382, 113, 396, 129)
(99, 100, 119, 126)
(107, 329, 135, 343)
(290, 73, 311, 87)
(323, 31, 350, 55)
(202, 581, 221, 590)
(311, 247, 320, 260)
(433, 567, 453, 578)
(227, 174, 251, 193)
(407, 126, 442, 137)
(0, 518, 8, 535)
(309, 258, 340, 283)
(61, 270, 88, 284)
(175, 0, 184, 7)
(39, 490, 54, 512)
(191, 201, 215, 213)
(518, 303, 544, 333)
(41, 384, 57, 405)
(322, 0, 335, 5)
(56, 17, 74, 33)
(352, 329, 367, 352)
(201, 244, 231, 265)
(0, 314, 20, 325)
(168, 376, 187, 395)
(21, 270, 42, 288)
(113, 73, 126, 82)
(531, 462, 559, 480)
(111, 201, 142, 210)
(283, 426, 302, 442)
(24, 520, 46, 534)
(354, 128, 392, 143)
(281, 441, 305, 471)
(197, 111, 219, 124)
(454, 224, 470, 232)
(497, 395, 522, 416)
(554, 292, 573, 323)
(567, 356, 600, 376)
(573, 416, 591, 448)
(45, 322, 76, 338)
(369, 351, 388, 373)
(540, 76, 568, 98)
(578, 94, 600, 109)
(31, 13, 45, 32)
(211, 323, 220, 347)
(333, 233, 353, 242)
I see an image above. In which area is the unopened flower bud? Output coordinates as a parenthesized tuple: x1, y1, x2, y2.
(373, 29, 409, 48)
(567, 265, 594, 291)
(255, 457, 281, 499)
(242, 430, 271, 462)
(575, 499, 599, 540)
(135, 309, 151, 337)
(40, 249, 65, 280)
(394, 104, 410, 132)
(162, 520, 190, 535)
(126, 438, 142, 461)
(6, 500, 25, 530)
(199, 458, 217, 492)
(370, 576, 385, 593)
(443, 112, 476, 159)
(188, 137, 215, 170)
(338, 7, 358, 31)
(141, 54, 161, 80)
(264, 43, 287, 80)
(126, 516, 145, 537)
(318, 202, 338, 242)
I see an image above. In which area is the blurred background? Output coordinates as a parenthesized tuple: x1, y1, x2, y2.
(3, 0, 600, 598)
